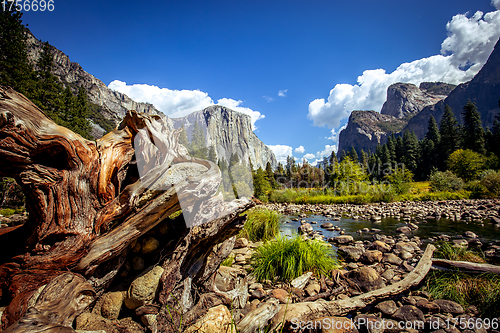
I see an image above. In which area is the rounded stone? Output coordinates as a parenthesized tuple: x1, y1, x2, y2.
(142, 237, 160, 254)
(125, 266, 164, 309)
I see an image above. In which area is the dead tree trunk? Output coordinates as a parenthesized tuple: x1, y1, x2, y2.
(0, 86, 254, 330)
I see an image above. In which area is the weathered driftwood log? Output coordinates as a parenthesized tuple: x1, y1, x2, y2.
(432, 258, 500, 274)
(237, 299, 281, 333)
(3, 273, 94, 333)
(0, 86, 254, 330)
(269, 244, 436, 330)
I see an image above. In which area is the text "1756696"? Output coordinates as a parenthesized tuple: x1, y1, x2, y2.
(2, 0, 54, 12)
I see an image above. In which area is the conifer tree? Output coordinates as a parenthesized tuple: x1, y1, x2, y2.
(178, 124, 189, 148)
(439, 105, 461, 164)
(461, 100, 486, 154)
(265, 161, 277, 188)
(402, 131, 419, 172)
(349, 146, 359, 163)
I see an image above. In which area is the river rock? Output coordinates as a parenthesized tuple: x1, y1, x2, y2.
(348, 267, 385, 292)
(392, 305, 425, 323)
(371, 240, 391, 252)
(125, 266, 164, 309)
(433, 299, 464, 315)
(270, 288, 290, 304)
(101, 291, 125, 320)
(141, 237, 159, 254)
(234, 237, 249, 249)
(361, 250, 383, 264)
(394, 242, 415, 253)
(375, 300, 398, 316)
(321, 222, 334, 229)
(381, 268, 395, 280)
(396, 226, 412, 233)
(354, 314, 385, 333)
(452, 239, 468, 248)
(305, 282, 320, 297)
(416, 299, 440, 314)
(184, 305, 231, 333)
(463, 231, 477, 238)
(299, 223, 313, 234)
(215, 266, 243, 292)
(383, 253, 403, 266)
(334, 235, 354, 244)
(291, 272, 313, 289)
(338, 246, 364, 262)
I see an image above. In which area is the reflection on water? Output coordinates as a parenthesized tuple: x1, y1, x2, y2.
(280, 214, 500, 244)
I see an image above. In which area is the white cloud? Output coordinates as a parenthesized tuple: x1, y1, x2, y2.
(108, 80, 265, 130)
(263, 95, 274, 102)
(303, 153, 316, 159)
(294, 146, 305, 154)
(278, 89, 288, 97)
(316, 145, 336, 159)
(268, 145, 293, 164)
(216, 98, 265, 130)
(308, 6, 500, 130)
(492, 0, 500, 11)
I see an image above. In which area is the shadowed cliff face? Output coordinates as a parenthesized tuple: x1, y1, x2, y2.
(405, 37, 500, 139)
(172, 105, 277, 169)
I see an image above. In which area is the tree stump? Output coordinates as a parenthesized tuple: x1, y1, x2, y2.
(0, 86, 254, 331)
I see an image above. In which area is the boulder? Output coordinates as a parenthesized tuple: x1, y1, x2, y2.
(392, 305, 425, 323)
(141, 237, 159, 254)
(371, 240, 391, 252)
(375, 300, 398, 316)
(304, 282, 321, 297)
(291, 272, 313, 289)
(321, 222, 334, 229)
(299, 223, 313, 234)
(334, 235, 354, 244)
(270, 289, 290, 304)
(383, 253, 403, 266)
(234, 237, 249, 249)
(184, 305, 232, 333)
(101, 291, 125, 320)
(433, 299, 464, 315)
(463, 231, 477, 238)
(124, 266, 164, 309)
(215, 266, 243, 292)
(416, 299, 440, 314)
(396, 226, 412, 233)
(348, 267, 385, 292)
(338, 246, 364, 262)
(360, 250, 383, 264)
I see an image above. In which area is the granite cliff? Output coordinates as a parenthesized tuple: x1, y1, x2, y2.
(171, 106, 277, 169)
(338, 82, 453, 154)
(24, 30, 277, 169)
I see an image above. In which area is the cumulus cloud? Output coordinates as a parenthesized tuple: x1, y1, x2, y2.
(493, 0, 500, 10)
(268, 145, 293, 164)
(108, 80, 265, 129)
(278, 89, 288, 97)
(294, 146, 305, 154)
(303, 153, 316, 160)
(316, 145, 336, 159)
(216, 98, 265, 130)
(308, 6, 500, 130)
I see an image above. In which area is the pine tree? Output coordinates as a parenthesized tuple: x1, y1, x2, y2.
(461, 100, 486, 154)
(349, 146, 359, 163)
(402, 131, 419, 172)
(425, 115, 440, 144)
(439, 105, 461, 165)
(178, 124, 189, 148)
(265, 161, 277, 188)
(360, 149, 369, 169)
(387, 135, 396, 164)
(207, 146, 217, 162)
(395, 136, 405, 164)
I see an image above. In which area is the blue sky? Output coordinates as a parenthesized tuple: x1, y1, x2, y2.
(21, 0, 500, 164)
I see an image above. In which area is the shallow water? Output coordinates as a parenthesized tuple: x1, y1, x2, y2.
(280, 214, 500, 244)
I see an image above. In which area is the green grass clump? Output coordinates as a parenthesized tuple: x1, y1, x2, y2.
(0, 208, 15, 216)
(434, 241, 485, 263)
(221, 255, 234, 267)
(250, 234, 341, 283)
(423, 270, 500, 317)
(240, 208, 281, 242)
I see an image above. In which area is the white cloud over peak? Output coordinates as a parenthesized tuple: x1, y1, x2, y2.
(303, 153, 316, 160)
(308, 6, 500, 130)
(268, 145, 293, 164)
(492, 0, 500, 10)
(316, 145, 336, 159)
(108, 80, 264, 130)
(294, 145, 305, 154)
(278, 89, 288, 97)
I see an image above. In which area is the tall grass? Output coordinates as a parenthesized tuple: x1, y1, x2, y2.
(424, 270, 500, 317)
(434, 241, 485, 263)
(250, 234, 341, 282)
(240, 208, 281, 242)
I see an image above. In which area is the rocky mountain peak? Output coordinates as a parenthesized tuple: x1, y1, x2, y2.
(380, 82, 449, 119)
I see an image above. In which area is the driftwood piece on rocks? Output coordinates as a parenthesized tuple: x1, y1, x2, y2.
(0, 86, 255, 330)
(432, 258, 500, 274)
(3, 273, 94, 333)
(237, 299, 281, 333)
(269, 244, 436, 330)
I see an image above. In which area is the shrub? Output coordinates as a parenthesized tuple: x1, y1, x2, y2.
(240, 208, 281, 242)
(0, 208, 15, 217)
(464, 180, 488, 198)
(429, 170, 464, 192)
(434, 241, 485, 263)
(251, 234, 341, 282)
(479, 169, 500, 198)
(447, 149, 486, 182)
(385, 167, 413, 195)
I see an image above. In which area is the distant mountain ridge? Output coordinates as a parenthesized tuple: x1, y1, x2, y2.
(338, 37, 500, 156)
(24, 29, 277, 169)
